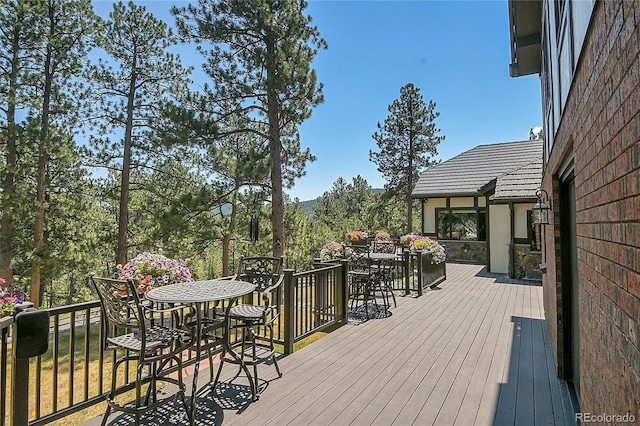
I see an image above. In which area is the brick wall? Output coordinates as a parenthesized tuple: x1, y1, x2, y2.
(541, 0, 639, 415)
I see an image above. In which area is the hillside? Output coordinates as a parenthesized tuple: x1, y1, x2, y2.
(293, 188, 384, 216)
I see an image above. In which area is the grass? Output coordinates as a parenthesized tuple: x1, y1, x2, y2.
(3, 302, 333, 426)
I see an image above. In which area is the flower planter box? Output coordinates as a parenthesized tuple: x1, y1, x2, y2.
(418, 252, 446, 289)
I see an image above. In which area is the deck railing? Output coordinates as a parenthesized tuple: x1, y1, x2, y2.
(1, 262, 350, 426)
(315, 250, 441, 295)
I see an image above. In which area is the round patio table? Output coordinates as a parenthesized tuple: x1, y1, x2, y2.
(368, 252, 399, 261)
(146, 279, 255, 425)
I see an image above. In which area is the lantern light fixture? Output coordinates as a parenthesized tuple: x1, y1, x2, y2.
(532, 188, 552, 225)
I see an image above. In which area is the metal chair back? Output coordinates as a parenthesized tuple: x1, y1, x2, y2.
(90, 275, 145, 343)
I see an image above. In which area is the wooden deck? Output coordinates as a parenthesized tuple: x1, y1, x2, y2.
(85, 262, 577, 425)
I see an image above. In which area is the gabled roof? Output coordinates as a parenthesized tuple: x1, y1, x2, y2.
(411, 139, 543, 199)
(494, 157, 542, 199)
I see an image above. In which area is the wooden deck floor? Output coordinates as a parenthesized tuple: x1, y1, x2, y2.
(85, 263, 577, 426)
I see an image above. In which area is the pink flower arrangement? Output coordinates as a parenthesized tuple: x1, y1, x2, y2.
(0, 278, 23, 316)
(320, 241, 345, 261)
(116, 252, 194, 294)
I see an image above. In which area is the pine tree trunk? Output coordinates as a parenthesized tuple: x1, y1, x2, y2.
(30, 41, 55, 307)
(407, 104, 415, 235)
(117, 62, 137, 266)
(266, 38, 285, 259)
(0, 33, 20, 286)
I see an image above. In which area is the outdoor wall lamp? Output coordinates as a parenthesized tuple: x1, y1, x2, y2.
(532, 188, 552, 225)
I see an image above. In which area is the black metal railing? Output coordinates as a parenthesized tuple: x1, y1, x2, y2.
(282, 261, 348, 354)
(1, 316, 12, 426)
(314, 251, 428, 295)
(1, 262, 351, 425)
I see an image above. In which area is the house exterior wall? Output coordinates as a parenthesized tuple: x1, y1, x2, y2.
(514, 204, 530, 239)
(489, 204, 509, 274)
(539, 0, 640, 414)
(512, 243, 542, 280)
(450, 197, 475, 207)
(423, 196, 490, 264)
(422, 197, 536, 275)
(423, 198, 446, 234)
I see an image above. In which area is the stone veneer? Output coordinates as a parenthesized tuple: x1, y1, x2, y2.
(438, 240, 487, 263)
(511, 244, 542, 281)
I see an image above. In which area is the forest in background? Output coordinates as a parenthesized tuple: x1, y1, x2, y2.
(0, 0, 441, 308)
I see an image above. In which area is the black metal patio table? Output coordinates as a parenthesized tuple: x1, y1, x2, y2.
(145, 279, 255, 425)
(368, 252, 399, 261)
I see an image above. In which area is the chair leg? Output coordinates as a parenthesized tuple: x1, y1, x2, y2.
(269, 325, 282, 378)
(175, 354, 191, 423)
(251, 328, 259, 395)
(272, 353, 282, 377)
(136, 363, 145, 409)
(101, 404, 111, 426)
(212, 349, 226, 392)
(238, 328, 247, 377)
(364, 289, 369, 318)
(143, 362, 155, 406)
(388, 284, 397, 307)
(207, 343, 215, 384)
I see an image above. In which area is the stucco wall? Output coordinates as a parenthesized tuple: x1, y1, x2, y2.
(423, 198, 446, 234)
(514, 204, 530, 239)
(489, 204, 509, 274)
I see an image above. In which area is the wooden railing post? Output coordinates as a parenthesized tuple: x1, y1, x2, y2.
(416, 251, 424, 297)
(339, 260, 349, 325)
(403, 250, 411, 295)
(283, 269, 295, 355)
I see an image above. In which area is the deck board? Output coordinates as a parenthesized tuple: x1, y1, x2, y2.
(84, 263, 577, 426)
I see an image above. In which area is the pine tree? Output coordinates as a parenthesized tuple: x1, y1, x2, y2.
(28, 0, 97, 306)
(173, 0, 326, 258)
(0, 0, 44, 287)
(88, 1, 191, 266)
(370, 83, 444, 234)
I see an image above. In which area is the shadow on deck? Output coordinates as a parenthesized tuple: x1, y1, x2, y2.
(82, 263, 577, 426)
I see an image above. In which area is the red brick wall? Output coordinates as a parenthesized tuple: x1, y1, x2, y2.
(541, 0, 639, 415)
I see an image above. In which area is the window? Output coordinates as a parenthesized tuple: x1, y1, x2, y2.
(526, 210, 542, 251)
(436, 208, 486, 241)
(554, 0, 567, 41)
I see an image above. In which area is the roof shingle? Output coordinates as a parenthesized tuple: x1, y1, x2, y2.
(411, 139, 543, 199)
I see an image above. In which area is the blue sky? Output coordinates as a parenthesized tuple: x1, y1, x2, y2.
(94, 0, 542, 201)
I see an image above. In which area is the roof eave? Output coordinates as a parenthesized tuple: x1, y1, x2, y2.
(508, 0, 543, 77)
(492, 196, 538, 204)
(412, 191, 483, 199)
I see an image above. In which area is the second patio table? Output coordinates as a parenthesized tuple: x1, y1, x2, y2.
(146, 279, 255, 424)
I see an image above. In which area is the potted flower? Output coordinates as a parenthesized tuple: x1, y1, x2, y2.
(0, 278, 23, 317)
(412, 237, 446, 264)
(400, 233, 426, 248)
(410, 237, 447, 288)
(116, 252, 194, 294)
(320, 241, 345, 261)
(371, 230, 395, 253)
(345, 230, 366, 245)
(374, 230, 391, 241)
